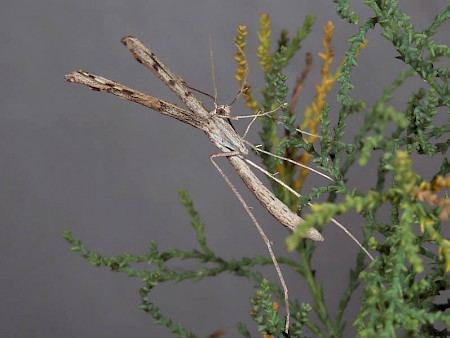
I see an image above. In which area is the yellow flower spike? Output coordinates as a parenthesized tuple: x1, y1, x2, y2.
(233, 25, 258, 110)
(295, 21, 336, 191)
(257, 13, 272, 73)
(234, 25, 248, 82)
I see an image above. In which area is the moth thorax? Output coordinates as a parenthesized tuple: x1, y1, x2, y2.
(216, 105, 231, 117)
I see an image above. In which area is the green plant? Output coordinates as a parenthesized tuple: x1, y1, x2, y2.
(65, 2, 449, 337)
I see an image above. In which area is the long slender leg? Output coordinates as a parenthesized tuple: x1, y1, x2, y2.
(235, 116, 373, 260)
(246, 140, 333, 181)
(210, 151, 291, 333)
(242, 156, 374, 261)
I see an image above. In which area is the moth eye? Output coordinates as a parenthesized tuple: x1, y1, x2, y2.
(216, 105, 231, 116)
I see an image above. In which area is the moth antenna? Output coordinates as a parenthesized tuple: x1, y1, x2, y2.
(209, 35, 218, 109)
(244, 139, 333, 181)
(184, 83, 216, 101)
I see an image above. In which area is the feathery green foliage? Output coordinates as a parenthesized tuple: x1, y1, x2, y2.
(333, 0, 359, 24)
(66, 2, 449, 337)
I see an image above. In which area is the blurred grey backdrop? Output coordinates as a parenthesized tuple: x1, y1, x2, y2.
(1, 1, 448, 337)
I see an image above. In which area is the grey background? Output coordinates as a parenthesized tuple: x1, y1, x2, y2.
(1, 1, 448, 337)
